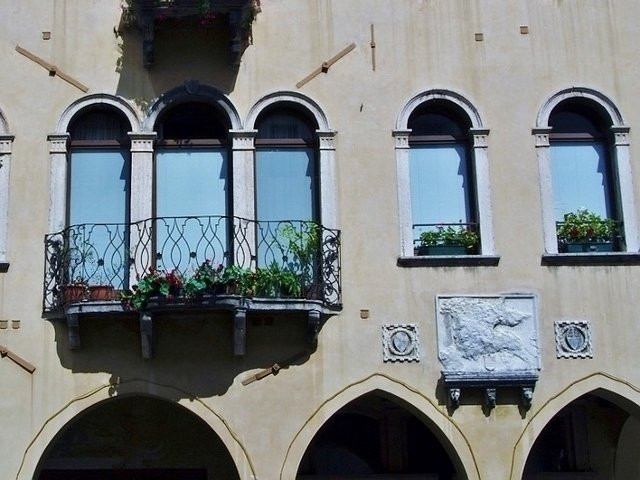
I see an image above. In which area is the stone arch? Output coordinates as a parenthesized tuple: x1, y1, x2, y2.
(55, 93, 141, 134)
(280, 373, 479, 480)
(396, 88, 484, 131)
(16, 379, 255, 480)
(510, 372, 640, 480)
(245, 91, 331, 131)
(144, 82, 241, 132)
(536, 86, 626, 128)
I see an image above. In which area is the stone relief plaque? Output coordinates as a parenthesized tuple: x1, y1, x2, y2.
(555, 320, 592, 358)
(382, 324, 420, 362)
(436, 295, 540, 375)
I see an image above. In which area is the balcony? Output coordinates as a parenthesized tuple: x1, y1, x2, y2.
(44, 216, 341, 358)
(124, 0, 261, 67)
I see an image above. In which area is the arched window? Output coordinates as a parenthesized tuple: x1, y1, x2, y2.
(535, 88, 638, 257)
(549, 102, 620, 252)
(254, 106, 319, 224)
(67, 107, 131, 287)
(254, 106, 320, 267)
(154, 102, 230, 271)
(407, 101, 478, 256)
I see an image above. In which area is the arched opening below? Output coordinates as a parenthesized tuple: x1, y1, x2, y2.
(296, 392, 459, 479)
(35, 396, 239, 480)
(523, 392, 640, 479)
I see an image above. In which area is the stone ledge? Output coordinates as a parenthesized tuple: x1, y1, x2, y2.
(397, 255, 500, 267)
(541, 252, 640, 266)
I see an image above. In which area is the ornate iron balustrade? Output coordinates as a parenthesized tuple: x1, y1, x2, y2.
(44, 216, 341, 312)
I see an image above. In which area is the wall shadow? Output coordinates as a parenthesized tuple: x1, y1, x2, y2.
(49, 310, 319, 400)
(114, 17, 240, 111)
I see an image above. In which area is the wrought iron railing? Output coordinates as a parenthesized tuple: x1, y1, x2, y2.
(44, 216, 341, 312)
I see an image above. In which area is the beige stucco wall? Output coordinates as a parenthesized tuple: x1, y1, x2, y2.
(2, 1, 640, 479)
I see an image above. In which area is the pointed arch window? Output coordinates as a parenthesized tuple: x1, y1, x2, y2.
(67, 108, 131, 287)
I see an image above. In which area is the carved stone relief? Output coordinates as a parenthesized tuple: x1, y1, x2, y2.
(555, 320, 592, 358)
(437, 295, 540, 374)
(382, 324, 420, 362)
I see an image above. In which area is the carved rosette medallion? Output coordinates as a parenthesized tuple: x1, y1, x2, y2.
(382, 324, 420, 362)
(555, 320, 592, 358)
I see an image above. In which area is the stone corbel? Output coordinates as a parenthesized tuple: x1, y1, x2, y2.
(521, 386, 534, 408)
(484, 388, 497, 409)
(307, 310, 321, 345)
(448, 388, 461, 409)
(140, 312, 153, 359)
(234, 308, 247, 356)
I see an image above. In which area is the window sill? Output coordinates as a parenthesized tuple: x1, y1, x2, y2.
(542, 252, 640, 266)
(0, 262, 8, 272)
(397, 255, 500, 267)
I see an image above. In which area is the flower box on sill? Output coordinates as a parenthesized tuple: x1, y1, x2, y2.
(416, 245, 469, 256)
(561, 242, 614, 253)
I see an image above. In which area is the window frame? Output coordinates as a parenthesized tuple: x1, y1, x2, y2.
(394, 90, 497, 266)
(534, 87, 639, 260)
(0, 108, 13, 272)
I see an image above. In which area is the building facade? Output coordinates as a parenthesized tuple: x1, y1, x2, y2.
(1, 1, 640, 479)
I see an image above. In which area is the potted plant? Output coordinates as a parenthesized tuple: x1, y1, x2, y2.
(87, 272, 118, 301)
(556, 208, 617, 253)
(59, 277, 88, 304)
(121, 268, 184, 310)
(417, 225, 479, 256)
(183, 260, 225, 299)
(253, 262, 303, 299)
(280, 222, 322, 298)
(221, 265, 253, 295)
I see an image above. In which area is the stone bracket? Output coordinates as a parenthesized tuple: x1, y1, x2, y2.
(234, 308, 247, 356)
(443, 372, 538, 411)
(67, 314, 81, 350)
(307, 310, 321, 345)
(140, 312, 153, 359)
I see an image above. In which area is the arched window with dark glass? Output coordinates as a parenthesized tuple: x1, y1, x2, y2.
(549, 102, 620, 252)
(154, 102, 230, 271)
(408, 102, 478, 255)
(254, 106, 319, 266)
(67, 107, 131, 288)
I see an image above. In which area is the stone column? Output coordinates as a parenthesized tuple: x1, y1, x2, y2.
(612, 126, 639, 251)
(0, 134, 14, 268)
(317, 130, 338, 230)
(533, 128, 556, 253)
(230, 130, 256, 268)
(47, 134, 70, 235)
(128, 132, 156, 285)
(393, 129, 412, 257)
(471, 128, 494, 255)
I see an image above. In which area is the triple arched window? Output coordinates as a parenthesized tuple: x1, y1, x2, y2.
(47, 89, 334, 297)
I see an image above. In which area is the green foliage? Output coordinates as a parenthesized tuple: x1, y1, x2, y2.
(120, 268, 183, 310)
(252, 262, 302, 298)
(280, 222, 321, 285)
(556, 208, 617, 243)
(419, 225, 479, 249)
